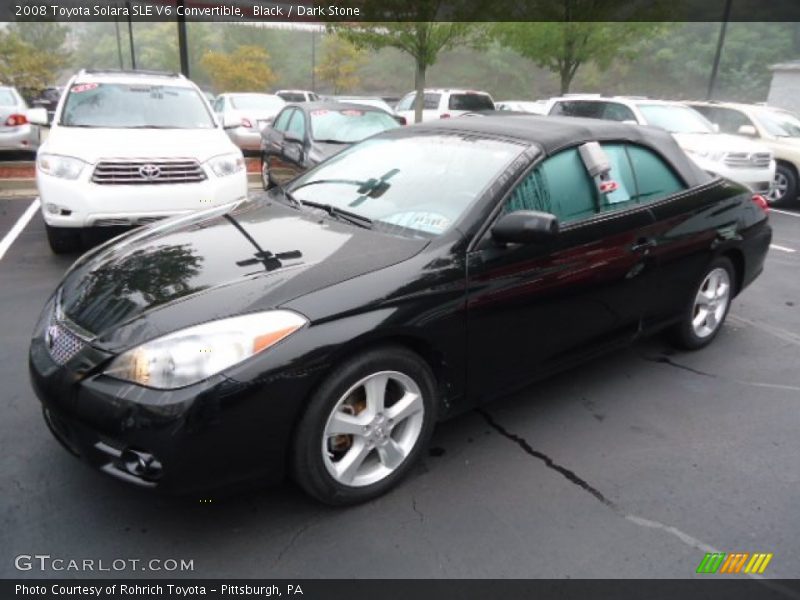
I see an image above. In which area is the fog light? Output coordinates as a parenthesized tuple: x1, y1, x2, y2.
(121, 448, 163, 480)
(45, 203, 58, 214)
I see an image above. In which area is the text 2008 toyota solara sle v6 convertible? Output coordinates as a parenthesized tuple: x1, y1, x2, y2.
(30, 116, 771, 504)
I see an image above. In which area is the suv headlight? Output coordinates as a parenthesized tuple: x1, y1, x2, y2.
(37, 154, 86, 179)
(686, 149, 725, 162)
(206, 153, 245, 177)
(104, 310, 307, 389)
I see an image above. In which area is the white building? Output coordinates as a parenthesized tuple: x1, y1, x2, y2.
(767, 60, 800, 115)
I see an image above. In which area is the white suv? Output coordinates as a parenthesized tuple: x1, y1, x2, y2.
(546, 96, 775, 194)
(395, 89, 495, 123)
(32, 69, 248, 253)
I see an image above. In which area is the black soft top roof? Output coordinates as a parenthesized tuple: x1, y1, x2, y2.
(407, 114, 712, 187)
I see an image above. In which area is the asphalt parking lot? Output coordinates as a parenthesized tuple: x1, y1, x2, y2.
(2, 195, 799, 579)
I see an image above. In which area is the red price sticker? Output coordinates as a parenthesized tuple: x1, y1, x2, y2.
(71, 83, 99, 93)
(340, 110, 365, 116)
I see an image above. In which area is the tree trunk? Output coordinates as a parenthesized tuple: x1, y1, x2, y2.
(560, 67, 572, 94)
(414, 60, 426, 124)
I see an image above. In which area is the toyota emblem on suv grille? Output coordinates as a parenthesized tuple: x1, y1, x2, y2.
(138, 164, 161, 180)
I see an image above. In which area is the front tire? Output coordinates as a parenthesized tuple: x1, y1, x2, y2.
(669, 257, 735, 350)
(768, 164, 797, 207)
(45, 224, 81, 254)
(291, 346, 437, 505)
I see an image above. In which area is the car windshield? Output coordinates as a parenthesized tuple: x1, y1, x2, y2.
(229, 94, 284, 111)
(0, 89, 17, 105)
(277, 92, 306, 102)
(754, 109, 800, 137)
(310, 108, 399, 143)
(637, 104, 714, 134)
(60, 83, 215, 128)
(288, 133, 524, 238)
(448, 93, 494, 111)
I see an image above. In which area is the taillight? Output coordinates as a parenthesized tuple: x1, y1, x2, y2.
(439, 113, 451, 119)
(752, 194, 769, 213)
(4, 114, 28, 126)
(241, 118, 253, 129)
(397, 116, 407, 126)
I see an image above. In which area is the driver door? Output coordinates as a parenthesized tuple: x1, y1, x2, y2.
(466, 144, 659, 402)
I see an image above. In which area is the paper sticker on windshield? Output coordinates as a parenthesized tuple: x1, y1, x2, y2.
(340, 109, 365, 117)
(70, 83, 98, 93)
(310, 109, 330, 116)
(382, 211, 451, 234)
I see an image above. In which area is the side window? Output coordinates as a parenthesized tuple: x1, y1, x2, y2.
(550, 101, 604, 119)
(273, 109, 292, 132)
(213, 97, 224, 112)
(712, 107, 754, 135)
(396, 93, 415, 111)
(504, 148, 597, 224)
(602, 103, 636, 122)
(626, 145, 685, 202)
(286, 109, 306, 138)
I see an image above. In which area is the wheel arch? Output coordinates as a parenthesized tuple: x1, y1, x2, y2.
(720, 247, 745, 296)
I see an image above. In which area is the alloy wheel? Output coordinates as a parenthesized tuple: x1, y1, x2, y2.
(692, 267, 731, 339)
(322, 370, 425, 487)
(768, 171, 788, 204)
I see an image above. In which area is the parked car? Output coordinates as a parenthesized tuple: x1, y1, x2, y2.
(275, 89, 319, 103)
(546, 96, 776, 194)
(260, 101, 400, 189)
(31, 69, 248, 254)
(395, 88, 495, 122)
(213, 92, 286, 152)
(687, 101, 800, 206)
(0, 85, 45, 153)
(495, 100, 548, 114)
(30, 86, 64, 123)
(327, 95, 406, 123)
(30, 115, 770, 504)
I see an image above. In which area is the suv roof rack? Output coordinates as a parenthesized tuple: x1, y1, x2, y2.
(79, 68, 185, 79)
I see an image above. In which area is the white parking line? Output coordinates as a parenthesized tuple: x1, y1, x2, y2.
(770, 243, 797, 253)
(771, 208, 800, 218)
(0, 198, 39, 261)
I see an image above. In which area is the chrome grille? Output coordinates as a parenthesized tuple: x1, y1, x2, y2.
(92, 159, 207, 185)
(724, 152, 772, 169)
(46, 320, 86, 365)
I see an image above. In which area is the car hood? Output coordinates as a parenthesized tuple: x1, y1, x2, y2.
(672, 132, 771, 155)
(59, 198, 426, 351)
(42, 126, 239, 164)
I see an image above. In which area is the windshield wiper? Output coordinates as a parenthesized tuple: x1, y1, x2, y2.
(277, 185, 303, 210)
(291, 178, 367, 192)
(302, 200, 372, 229)
(314, 138, 350, 144)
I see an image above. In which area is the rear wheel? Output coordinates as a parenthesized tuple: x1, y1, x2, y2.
(45, 224, 81, 254)
(768, 164, 797, 207)
(291, 346, 436, 505)
(669, 257, 735, 350)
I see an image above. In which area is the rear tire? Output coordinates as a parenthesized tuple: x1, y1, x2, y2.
(768, 164, 797, 207)
(45, 224, 81, 254)
(291, 345, 437, 505)
(669, 257, 735, 350)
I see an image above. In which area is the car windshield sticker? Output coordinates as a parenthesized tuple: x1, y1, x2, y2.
(70, 83, 99, 93)
(380, 211, 451, 234)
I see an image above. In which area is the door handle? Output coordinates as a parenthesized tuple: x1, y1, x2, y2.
(631, 238, 656, 253)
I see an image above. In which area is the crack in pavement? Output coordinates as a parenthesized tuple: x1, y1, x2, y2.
(411, 497, 424, 524)
(477, 408, 617, 510)
(640, 355, 716, 378)
(272, 521, 313, 566)
(476, 409, 800, 596)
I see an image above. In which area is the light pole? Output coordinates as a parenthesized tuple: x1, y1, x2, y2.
(707, 0, 733, 100)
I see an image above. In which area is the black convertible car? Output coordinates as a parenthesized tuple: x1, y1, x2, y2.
(30, 116, 771, 504)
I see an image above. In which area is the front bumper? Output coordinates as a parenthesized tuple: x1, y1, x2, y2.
(0, 123, 39, 151)
(37, 167, 248, 229)
(28, 300, 321, 493)
(690, 156, 775, 193)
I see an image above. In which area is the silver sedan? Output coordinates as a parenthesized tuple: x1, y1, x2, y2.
(0, 86, 44, 153)
(214, 93, 286, 152)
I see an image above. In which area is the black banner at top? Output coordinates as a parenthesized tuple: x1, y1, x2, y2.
(3, 0, 800, 23)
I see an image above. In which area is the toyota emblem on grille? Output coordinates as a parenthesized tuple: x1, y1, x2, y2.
(138, 164, 161, 180)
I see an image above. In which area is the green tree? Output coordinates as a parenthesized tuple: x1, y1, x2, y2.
(335, 23, 482, 122)
(0, 29, 68, 97)
(315, 34, 365, 94)
(494, 21, 666, 94)
(201, 45, 276, 92)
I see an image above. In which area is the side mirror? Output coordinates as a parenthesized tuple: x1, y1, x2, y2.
(492, 210, 559, 245)
(222, 113, 240, 129)
(283, 130, 303, 144)
(737, 124, 758, 137)
(27, 107, 49, 126)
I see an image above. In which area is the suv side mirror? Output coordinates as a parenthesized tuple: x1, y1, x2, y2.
(27, 107, 49, 126)
(737, 124, 758, 137)
(492, 210, 559, 245)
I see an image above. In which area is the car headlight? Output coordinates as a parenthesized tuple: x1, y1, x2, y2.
(686, 149, 725, 162)
(104, 310, 307, 389)
(37, 154, 86, 179)
(206, 153, 245, 177)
